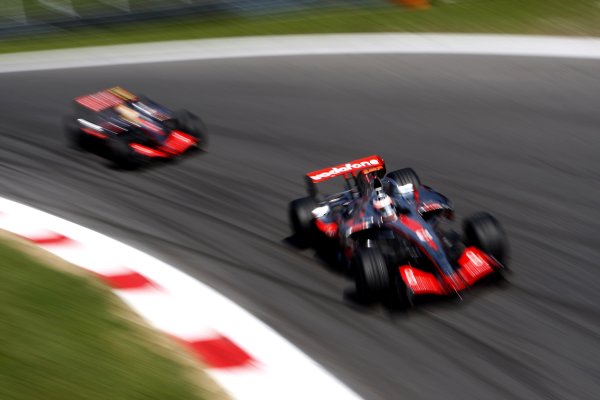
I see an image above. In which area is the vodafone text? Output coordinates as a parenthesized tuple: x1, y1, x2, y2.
(310, 159, 380, 181)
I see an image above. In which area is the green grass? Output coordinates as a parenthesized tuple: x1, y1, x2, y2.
(1, 0, 600, 54)
(0, 238, 215, 400)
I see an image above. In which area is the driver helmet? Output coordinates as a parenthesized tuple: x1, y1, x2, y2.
(373, 185, 397, 222)
(115, 104, 141, 124)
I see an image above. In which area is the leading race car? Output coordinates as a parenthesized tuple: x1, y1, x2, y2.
(289, 155, 508, 308)
(64, 87, 207, 168)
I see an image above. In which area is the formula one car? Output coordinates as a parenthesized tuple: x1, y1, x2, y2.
(289, 155, 508, 307)
(64, 87, 207, 167)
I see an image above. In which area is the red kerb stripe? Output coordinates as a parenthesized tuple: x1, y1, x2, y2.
(98, 271, 155, 290)
(184, 336, 255, 369)
(28, 233, 74, 245)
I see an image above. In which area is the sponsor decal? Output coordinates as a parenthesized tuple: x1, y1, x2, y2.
(404, 268, 418, 286)
(308, 157, 382, 181)
(417, 228, 438, 250)
(466, 250, 484, 267)
(400, 215, 439, 251)
(416, 228, 433, 243)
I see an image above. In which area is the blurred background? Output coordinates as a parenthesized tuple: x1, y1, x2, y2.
(1, 2, 600, 400)
(1, 1, 599, 53)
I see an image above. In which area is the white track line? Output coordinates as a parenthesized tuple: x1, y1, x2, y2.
(1, 34, 600, 73)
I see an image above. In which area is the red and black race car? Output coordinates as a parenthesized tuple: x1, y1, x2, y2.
(64, 87, 207, 168)
(288, 155, 508, 308)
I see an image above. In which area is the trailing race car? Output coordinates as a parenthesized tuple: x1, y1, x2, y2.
(64, 87, 207, 167)
(289, 155, 508, 308)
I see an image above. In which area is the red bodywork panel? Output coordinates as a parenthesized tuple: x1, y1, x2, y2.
(315, 219, 338, 237)
(163, 130, 197, 154)
(130, 143, 170, 158)
(456, 247, 496, 286)
(128, 130, 197, 158)
(82, 127, 108, 139)
(399, 265, 445, 296)
(399, 247, 498, 297)
(307, 155, 385, 183)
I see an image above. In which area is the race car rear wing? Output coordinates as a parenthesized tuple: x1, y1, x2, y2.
(305, 155, 386, 197)
(75, 87, 138, 112)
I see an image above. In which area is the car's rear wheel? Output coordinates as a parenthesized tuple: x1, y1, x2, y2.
(386, 168, 421, 188)
(174, 109, 208, 151)
(64, 116, 88, 150)
(289, 196, 317, 247)
(463, 212, 508, 265)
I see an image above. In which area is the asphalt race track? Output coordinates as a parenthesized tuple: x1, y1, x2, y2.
(1, 54, 599, 400)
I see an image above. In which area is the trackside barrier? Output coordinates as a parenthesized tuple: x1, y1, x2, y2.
(0, 0, 413, 38)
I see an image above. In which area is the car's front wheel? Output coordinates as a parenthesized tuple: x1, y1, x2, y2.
(174, 109, 208, 151)
(355, 245, 390, 298)
(354, 243, 411, 308)
(386, 167, 421, 188)
(108, 134, 148, 169)
(463, 212, 508, 265)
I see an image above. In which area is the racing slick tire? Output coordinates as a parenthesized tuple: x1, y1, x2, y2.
(390, 275, 413, 310)
(386, 168, 421, 188)
(108, 134, 148, 169)
(64, 116, 88, 150)
(354, 244, 411, 308)
(174, 109, 208, 151)
(289, 196, 317, 247)
(355, 246, 389, 298)
(463, 212, 508, 265)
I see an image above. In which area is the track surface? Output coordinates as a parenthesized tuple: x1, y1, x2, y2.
(1, 55, 599, 400)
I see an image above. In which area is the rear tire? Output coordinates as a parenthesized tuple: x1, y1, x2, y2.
(463, 212, 508, 265)
(64, 116, 87, 150)
(386, 168, 421, 188)
(289, 196, 317, 246)
(174, 109, 208, 151)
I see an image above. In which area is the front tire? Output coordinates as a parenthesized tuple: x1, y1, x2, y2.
(354, 245, 391, 299)
(386, 168, 421, 188)
(463, 212, 508, 265)
(174, 109, 208, 151)
(109, 135, 148, 169)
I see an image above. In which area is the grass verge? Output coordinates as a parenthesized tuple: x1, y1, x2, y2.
(0, 233, 227, 400)
(1, 1, 600, 54)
